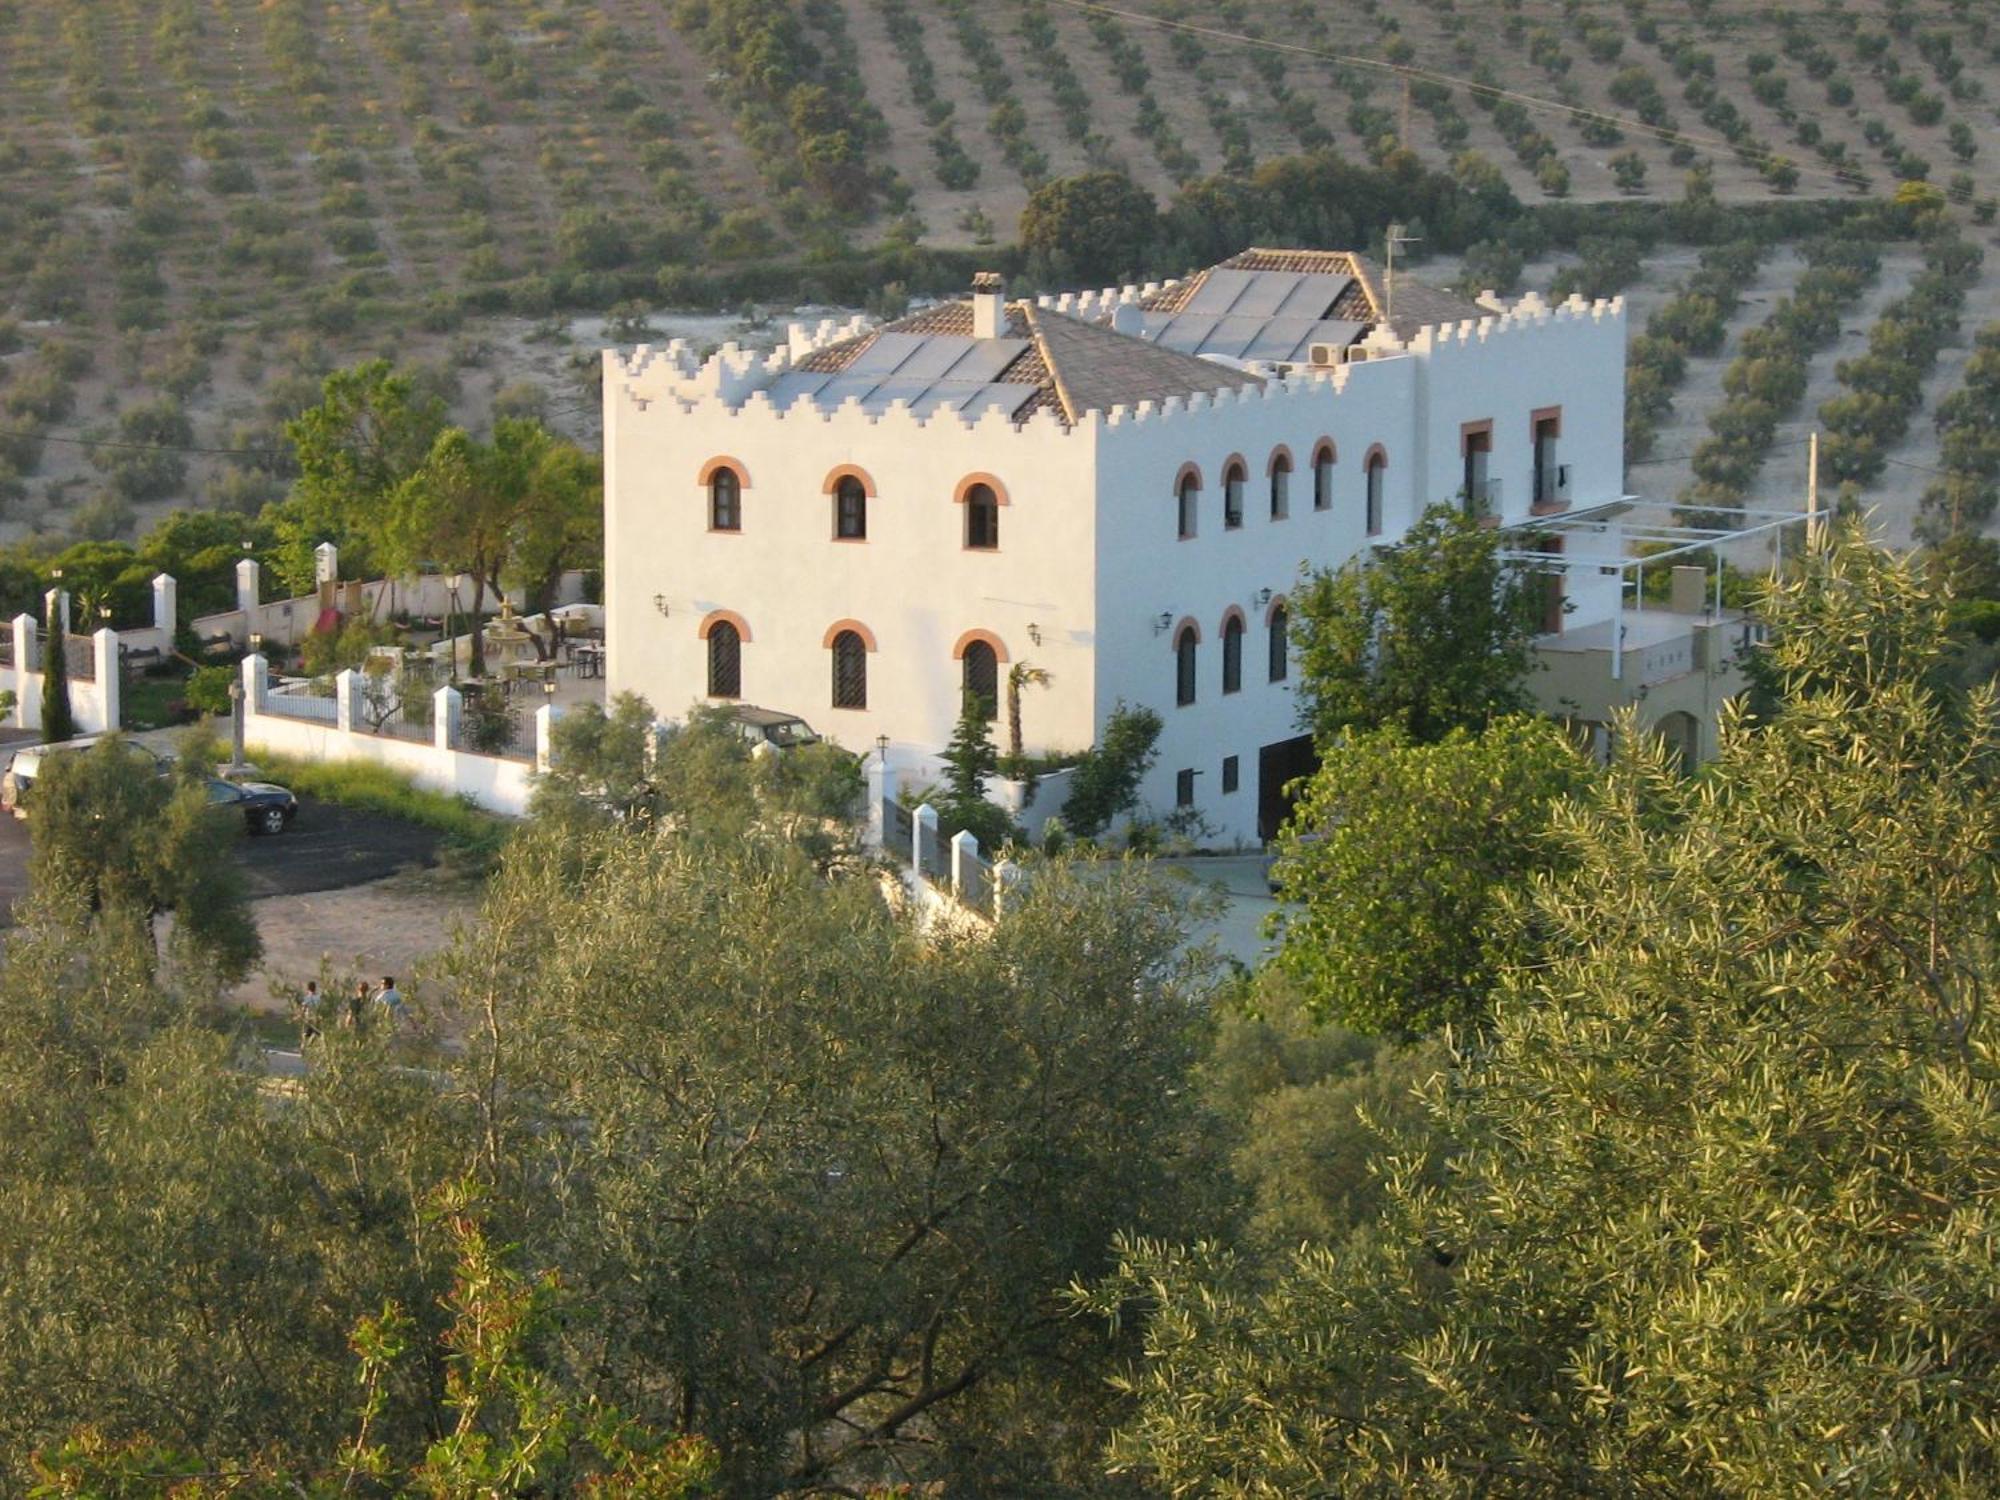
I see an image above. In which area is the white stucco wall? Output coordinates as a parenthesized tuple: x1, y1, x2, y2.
(1087, 295, 1628, 846)
(599, 290, 1629, 850)
(603, 356, 1101, 763)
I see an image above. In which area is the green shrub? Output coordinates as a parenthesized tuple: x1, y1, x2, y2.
(247, 751, 509, 862)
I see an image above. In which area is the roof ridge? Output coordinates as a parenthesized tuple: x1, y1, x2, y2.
(1027, 304, 1264, 419)
(1019, 303, 1081, 425)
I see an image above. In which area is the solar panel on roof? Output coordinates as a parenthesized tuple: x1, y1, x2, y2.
(1273, 275, 1353, 321)
(1237, 318, 1320, 363)
(1230, 272, 1306, 319)
(1255, 318, 1368, 364)
(763, 371, 837, 407)
(917, 382, 1038, 421)
(1192, 316, 1270, 359)
(843, 331, 928, 375)
(891, 335, 980, 381)
(862, 377, 942, 408)
(938, 337, 1030, 385)
(1149, 312, 1222, 353)
(1182, 268, 1259, 315)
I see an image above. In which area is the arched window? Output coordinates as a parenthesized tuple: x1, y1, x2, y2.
(830, 630, 868, 709)
(962, 639, 998, 720)
(1175, 625, 1198, 707)
(709, 467, 742, 531)
(1177, 472, 1199, 539)
(1268, 603, 1288, 682)
(707, 620, 742, 698)
(1313, 443, 1334, 511)
(1270, 451, 1291, 520)
(1222, 614, 1244, 694)
(964, 483, 999, 550)
(1365, 449, 1386, 534)
(834, 475, 867, 540)
(1223, 460, 1246, 530)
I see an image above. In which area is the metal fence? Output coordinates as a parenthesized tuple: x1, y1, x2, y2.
(956, 846, 995, 918)
(882, 796, 1003, 921)
(265, 681, 339, 723)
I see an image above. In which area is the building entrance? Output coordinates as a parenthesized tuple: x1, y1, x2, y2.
(1257, 735, 1318, 842)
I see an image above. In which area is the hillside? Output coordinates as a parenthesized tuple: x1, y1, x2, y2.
(3, 0, 2000, 550)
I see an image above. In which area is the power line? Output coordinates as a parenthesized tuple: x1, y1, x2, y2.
(1044, 0, 1874, 192)
(1627, 436, 1813, 468)
(0, 424, 275, 459)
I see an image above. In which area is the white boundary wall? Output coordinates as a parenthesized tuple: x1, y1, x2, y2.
(195, 566, 592, 650)
(239, 654, 550, 817)
(1, 613, 121, 734)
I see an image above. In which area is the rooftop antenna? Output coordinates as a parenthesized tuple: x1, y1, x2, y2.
(1385, 222, 1421, 325)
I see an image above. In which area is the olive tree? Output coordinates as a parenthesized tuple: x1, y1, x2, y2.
(1078, 530, 2000, 1495)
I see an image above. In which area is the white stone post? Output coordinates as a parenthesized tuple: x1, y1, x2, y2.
(151, 573, 176, 637)
(913, 803, 939, 879)
(950, 828, 979, 897)
(92, 628, 119, 731)
(534, 702, 560, 773)
(235, 557, 261, 617)
(992, 858, 1022, 921)
(864, 759, 901, 849)
(44, 588, 69, 637)
(314, 542, 339, 585)
(9, 615, 33, 728)
(240, 652, 268, 714)
(334, 667, 359, 735)
(434, 684, 462, 751)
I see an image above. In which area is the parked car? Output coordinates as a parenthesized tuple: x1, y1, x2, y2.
(1, 735, 168, 817)
(207, 776, 299, 835)
(727, 705, 821, 750)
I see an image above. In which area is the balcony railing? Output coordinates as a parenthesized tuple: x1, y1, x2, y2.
(1460, 476, 1501, 522)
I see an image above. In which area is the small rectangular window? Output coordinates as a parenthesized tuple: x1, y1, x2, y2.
(1221, 755, 1239, 794)
(1175, 768, 1195, 808)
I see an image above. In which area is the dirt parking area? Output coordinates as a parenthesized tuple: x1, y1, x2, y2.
(232, 874, 481, 1015)
(0, 794, 480, 1013)
(0, 794, 445, 917)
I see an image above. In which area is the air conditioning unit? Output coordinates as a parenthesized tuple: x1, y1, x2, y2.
(1308, 342, 1363, 366)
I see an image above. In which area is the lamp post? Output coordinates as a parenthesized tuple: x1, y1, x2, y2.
(875, 732, 890, 765)
(446, 573, 464, 682)
(226, 677, 246, 773)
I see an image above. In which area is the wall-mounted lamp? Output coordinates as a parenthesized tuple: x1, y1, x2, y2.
(1027, 621, 1042, 646)
(1153, 611, 1173, 636)
(653, 593, 670, 618)
(1254, 587, 1273, 608)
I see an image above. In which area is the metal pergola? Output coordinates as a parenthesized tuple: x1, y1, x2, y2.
(1495, 501, 1815, 681)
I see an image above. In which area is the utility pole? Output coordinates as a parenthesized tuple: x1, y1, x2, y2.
(1385, 222, 1421, 326)
(1399, 71, 1412, 154)
(1806, 429, 1822, 551)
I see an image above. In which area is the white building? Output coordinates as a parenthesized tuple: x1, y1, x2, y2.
(602, 249, 1628, 846)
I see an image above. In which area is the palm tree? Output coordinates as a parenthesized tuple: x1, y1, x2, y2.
(1005, 662, 1051, 760)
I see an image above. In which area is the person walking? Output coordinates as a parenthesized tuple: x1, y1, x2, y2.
(297, 980, 324, 1043)
(374, 976, 407, 1028)
(347, 980, 372, 1032)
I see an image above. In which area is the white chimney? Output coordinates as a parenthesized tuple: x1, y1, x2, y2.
(1112, 291, 1145, 336)
(971, 271, 1004, 339)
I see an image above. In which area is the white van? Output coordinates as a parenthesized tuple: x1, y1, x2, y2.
(1, 735, 167, 817)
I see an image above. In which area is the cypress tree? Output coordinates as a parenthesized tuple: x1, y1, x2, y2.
(41, 597, 75, 743)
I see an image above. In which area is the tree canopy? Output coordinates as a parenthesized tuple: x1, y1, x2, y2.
(1080, 530, 2000, 1495)
(1271, 716, 1593, 1039)
(28, 737, 260, 980)
(1291, 502, 1540, 745)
